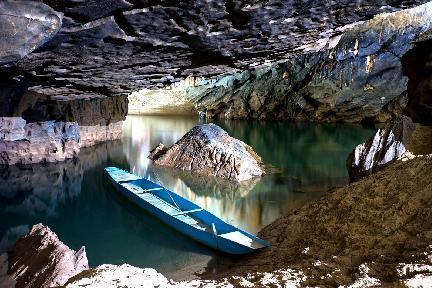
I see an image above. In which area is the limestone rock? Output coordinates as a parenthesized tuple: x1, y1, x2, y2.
(187, 2, 432, 123)
(0, 1, 62, 64)
(79, 122, 123, 148)
(0, 0, 427, 108)
(0, 118, 80, 165)
(7, 223, 88, 288)
(346, 116, 416, 181)
(0, 117, 26, 141)
(149, 124, 265, 182)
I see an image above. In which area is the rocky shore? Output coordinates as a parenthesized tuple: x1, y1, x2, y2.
(1, 0, 432, 287)
(201, 155, 432, 287)
(2, 155, 432, 287)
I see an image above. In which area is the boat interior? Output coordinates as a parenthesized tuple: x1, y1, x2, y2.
(105, 167, 268, 250)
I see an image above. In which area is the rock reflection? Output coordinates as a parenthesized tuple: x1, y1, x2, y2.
(122, 116, 376, 234)
(0, 140, 125, 218)
(154, 166, 260, 199)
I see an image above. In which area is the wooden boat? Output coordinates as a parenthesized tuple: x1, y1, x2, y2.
(104, 167, 270, 254)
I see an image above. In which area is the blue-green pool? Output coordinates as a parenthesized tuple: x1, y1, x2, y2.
(0, 115, 375, 278)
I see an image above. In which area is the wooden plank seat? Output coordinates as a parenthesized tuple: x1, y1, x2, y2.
(171, 208, 203, 216)
(120, 183, 163, 194)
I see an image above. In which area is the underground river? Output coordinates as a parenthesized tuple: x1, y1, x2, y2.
(0, 115, 375, 278)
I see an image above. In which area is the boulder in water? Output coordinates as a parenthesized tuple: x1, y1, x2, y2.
(149, 124, 265, 182)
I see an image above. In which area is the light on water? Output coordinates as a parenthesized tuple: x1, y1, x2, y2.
(0, 115, 375, 277)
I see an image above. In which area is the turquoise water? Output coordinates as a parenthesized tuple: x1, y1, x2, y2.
(0, 115, 375, 277)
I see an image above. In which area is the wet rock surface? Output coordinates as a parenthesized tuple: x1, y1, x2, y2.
(0, 1, 428, 119)
(7, 223, 88, 288)
(204, 156, 432, 286)
(0, 1, 62, 64)
(346, 116, 416, 182)
(149, 124, 265, 182)
(0, 117, 80, 165)
(186, 2, 432, 122)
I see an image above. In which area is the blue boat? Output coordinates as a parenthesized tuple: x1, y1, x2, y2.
(104, 167, 270, 254)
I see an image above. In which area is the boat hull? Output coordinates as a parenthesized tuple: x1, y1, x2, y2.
(105, 167, 269, 254)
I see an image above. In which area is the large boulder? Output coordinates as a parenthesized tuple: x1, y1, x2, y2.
(7, 223, 88, 288)
(0, 1, 62, 64)
(149, 124, 265, 182)
(346, 116, 416, 182)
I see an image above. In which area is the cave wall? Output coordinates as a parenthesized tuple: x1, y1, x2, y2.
(1, 1, 431, 164)
(185, 3, 432, 123)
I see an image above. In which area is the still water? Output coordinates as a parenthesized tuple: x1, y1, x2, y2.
(0, 115, 375, 277)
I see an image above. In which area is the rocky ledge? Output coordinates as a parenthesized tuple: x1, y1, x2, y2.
(0, 117, 123, 165)
(5, 223, 88, 288)
(149, 124, 265, 182)
(0, 117, 79, 165)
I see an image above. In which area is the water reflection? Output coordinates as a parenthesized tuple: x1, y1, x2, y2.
(0, 115, 375, 278)
(0, 140, 214, 278)
(122, 116, 375, 233)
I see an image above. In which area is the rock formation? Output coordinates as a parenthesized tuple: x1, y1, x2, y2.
(0, 1, 431, 164)
(346, 116, 416, 181)
(1, 0, 426, 96)
(0, 117, 80, 165)
(7, 223, 88, 288)
(149, 124, 265, 182)
(0, 1, 62, 64)
(205, 156, 432, 287)
(186, 2, 432, 122)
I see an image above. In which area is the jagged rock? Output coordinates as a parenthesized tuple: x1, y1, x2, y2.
(346, 116, 416, 182)
(149, 124, 265, 182)
(0, 1, 427, 108)
(185, 2, 432, 123)
(7, 223, 88, 288)
(0, 117, 80, 165)
(0, 1, 62, 64)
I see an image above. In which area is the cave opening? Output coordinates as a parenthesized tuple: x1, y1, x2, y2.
(127, 85, 199, 116)
(402, 38, 432, 125)
(402, 39, 432, 155)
